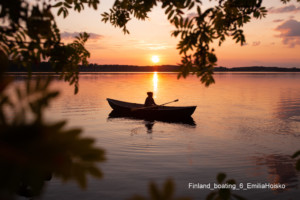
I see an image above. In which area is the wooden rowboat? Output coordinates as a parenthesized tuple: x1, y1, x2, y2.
(107, 98, 196, 120)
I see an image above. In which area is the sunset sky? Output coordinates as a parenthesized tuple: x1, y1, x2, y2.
(56, 0, 300, 68)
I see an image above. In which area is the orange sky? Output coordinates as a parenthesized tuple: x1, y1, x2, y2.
(56, 0, 300, 68)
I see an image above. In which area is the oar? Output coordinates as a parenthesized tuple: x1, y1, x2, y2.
(159, 99, 179, 106)
(131, 99, 179, 111)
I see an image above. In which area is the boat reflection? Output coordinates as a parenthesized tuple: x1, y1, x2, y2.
(144, 120, 155, 133)
(107, 110, 196, 129)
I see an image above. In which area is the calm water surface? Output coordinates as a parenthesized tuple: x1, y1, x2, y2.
(18, 73, 300, 199)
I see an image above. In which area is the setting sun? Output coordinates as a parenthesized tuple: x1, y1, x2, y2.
(151, 55, 160, 64)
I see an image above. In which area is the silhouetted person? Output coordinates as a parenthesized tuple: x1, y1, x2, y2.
(144, 92, 156, 107)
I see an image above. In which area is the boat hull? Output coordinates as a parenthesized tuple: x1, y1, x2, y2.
(107, 98, 196, 120)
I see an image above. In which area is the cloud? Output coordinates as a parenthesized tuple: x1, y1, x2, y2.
(85, 43, 106, 50)
(186, 12, 197, 18)
(268, 5, 300, 13)
(273, 19, 284, 23)
(275, 19, 300, 48)
(61, 31, 103, 40)
(142, 43, 173, 50)
(275, 20, 300, 37)
(129, 40, 173, 50)
(252, 41, 261, 46)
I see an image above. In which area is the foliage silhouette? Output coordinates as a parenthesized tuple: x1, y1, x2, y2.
(101, 0, 299, 86)
(0, 0, 92, 94)
(127, 173, 246, 200)
(206, 173, 246, 200)
(0, 77, 105, 199)
(128, 179, 192, 200)
(292, 150, 300, 171)
(1, 1, 104, 198)
(1, 0, 299, 86)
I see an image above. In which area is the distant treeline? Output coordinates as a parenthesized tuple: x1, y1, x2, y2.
(6, 62, 300, 72)
(216, 66, 300, 72)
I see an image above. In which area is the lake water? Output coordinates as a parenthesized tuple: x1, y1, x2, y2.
(14, 72, 300, 199)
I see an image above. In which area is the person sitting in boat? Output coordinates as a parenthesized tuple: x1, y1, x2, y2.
(144, 92, 157, 107)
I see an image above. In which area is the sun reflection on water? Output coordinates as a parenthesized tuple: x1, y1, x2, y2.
(153, 72, 158, 98)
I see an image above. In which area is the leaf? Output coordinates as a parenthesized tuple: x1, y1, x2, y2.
(53, 2, 63, 8)
(57, 7, 64, 16)
(226, 179, 236, 185)
(296, 160, 300, 171)
(208, 53, 217, 63)
(168, 10, 175, 20)
(72, 164, 87, 189)
(149, 182, 161, 200)
(197, 6, 201, 15)
(206, 192, 217, 200)
(186, 0, 191, 8)
(64, 2, 72, 8)
(217, 173, 226, 183)
(87, 166, 103, 178)
(92, 2, 97, 10)
(179, 17, 183, 27)
(292, 150, 300, 158)
(253, 10, 260, 18)
(63, 9, 68, 18)
(165, 5, 172, 14)
(232, 194, 247, 200)
(188, 2, 195, 10)
(163, 179, 174, 199)
(219, 188, 231, 200)
(51, 121, 67, 131)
